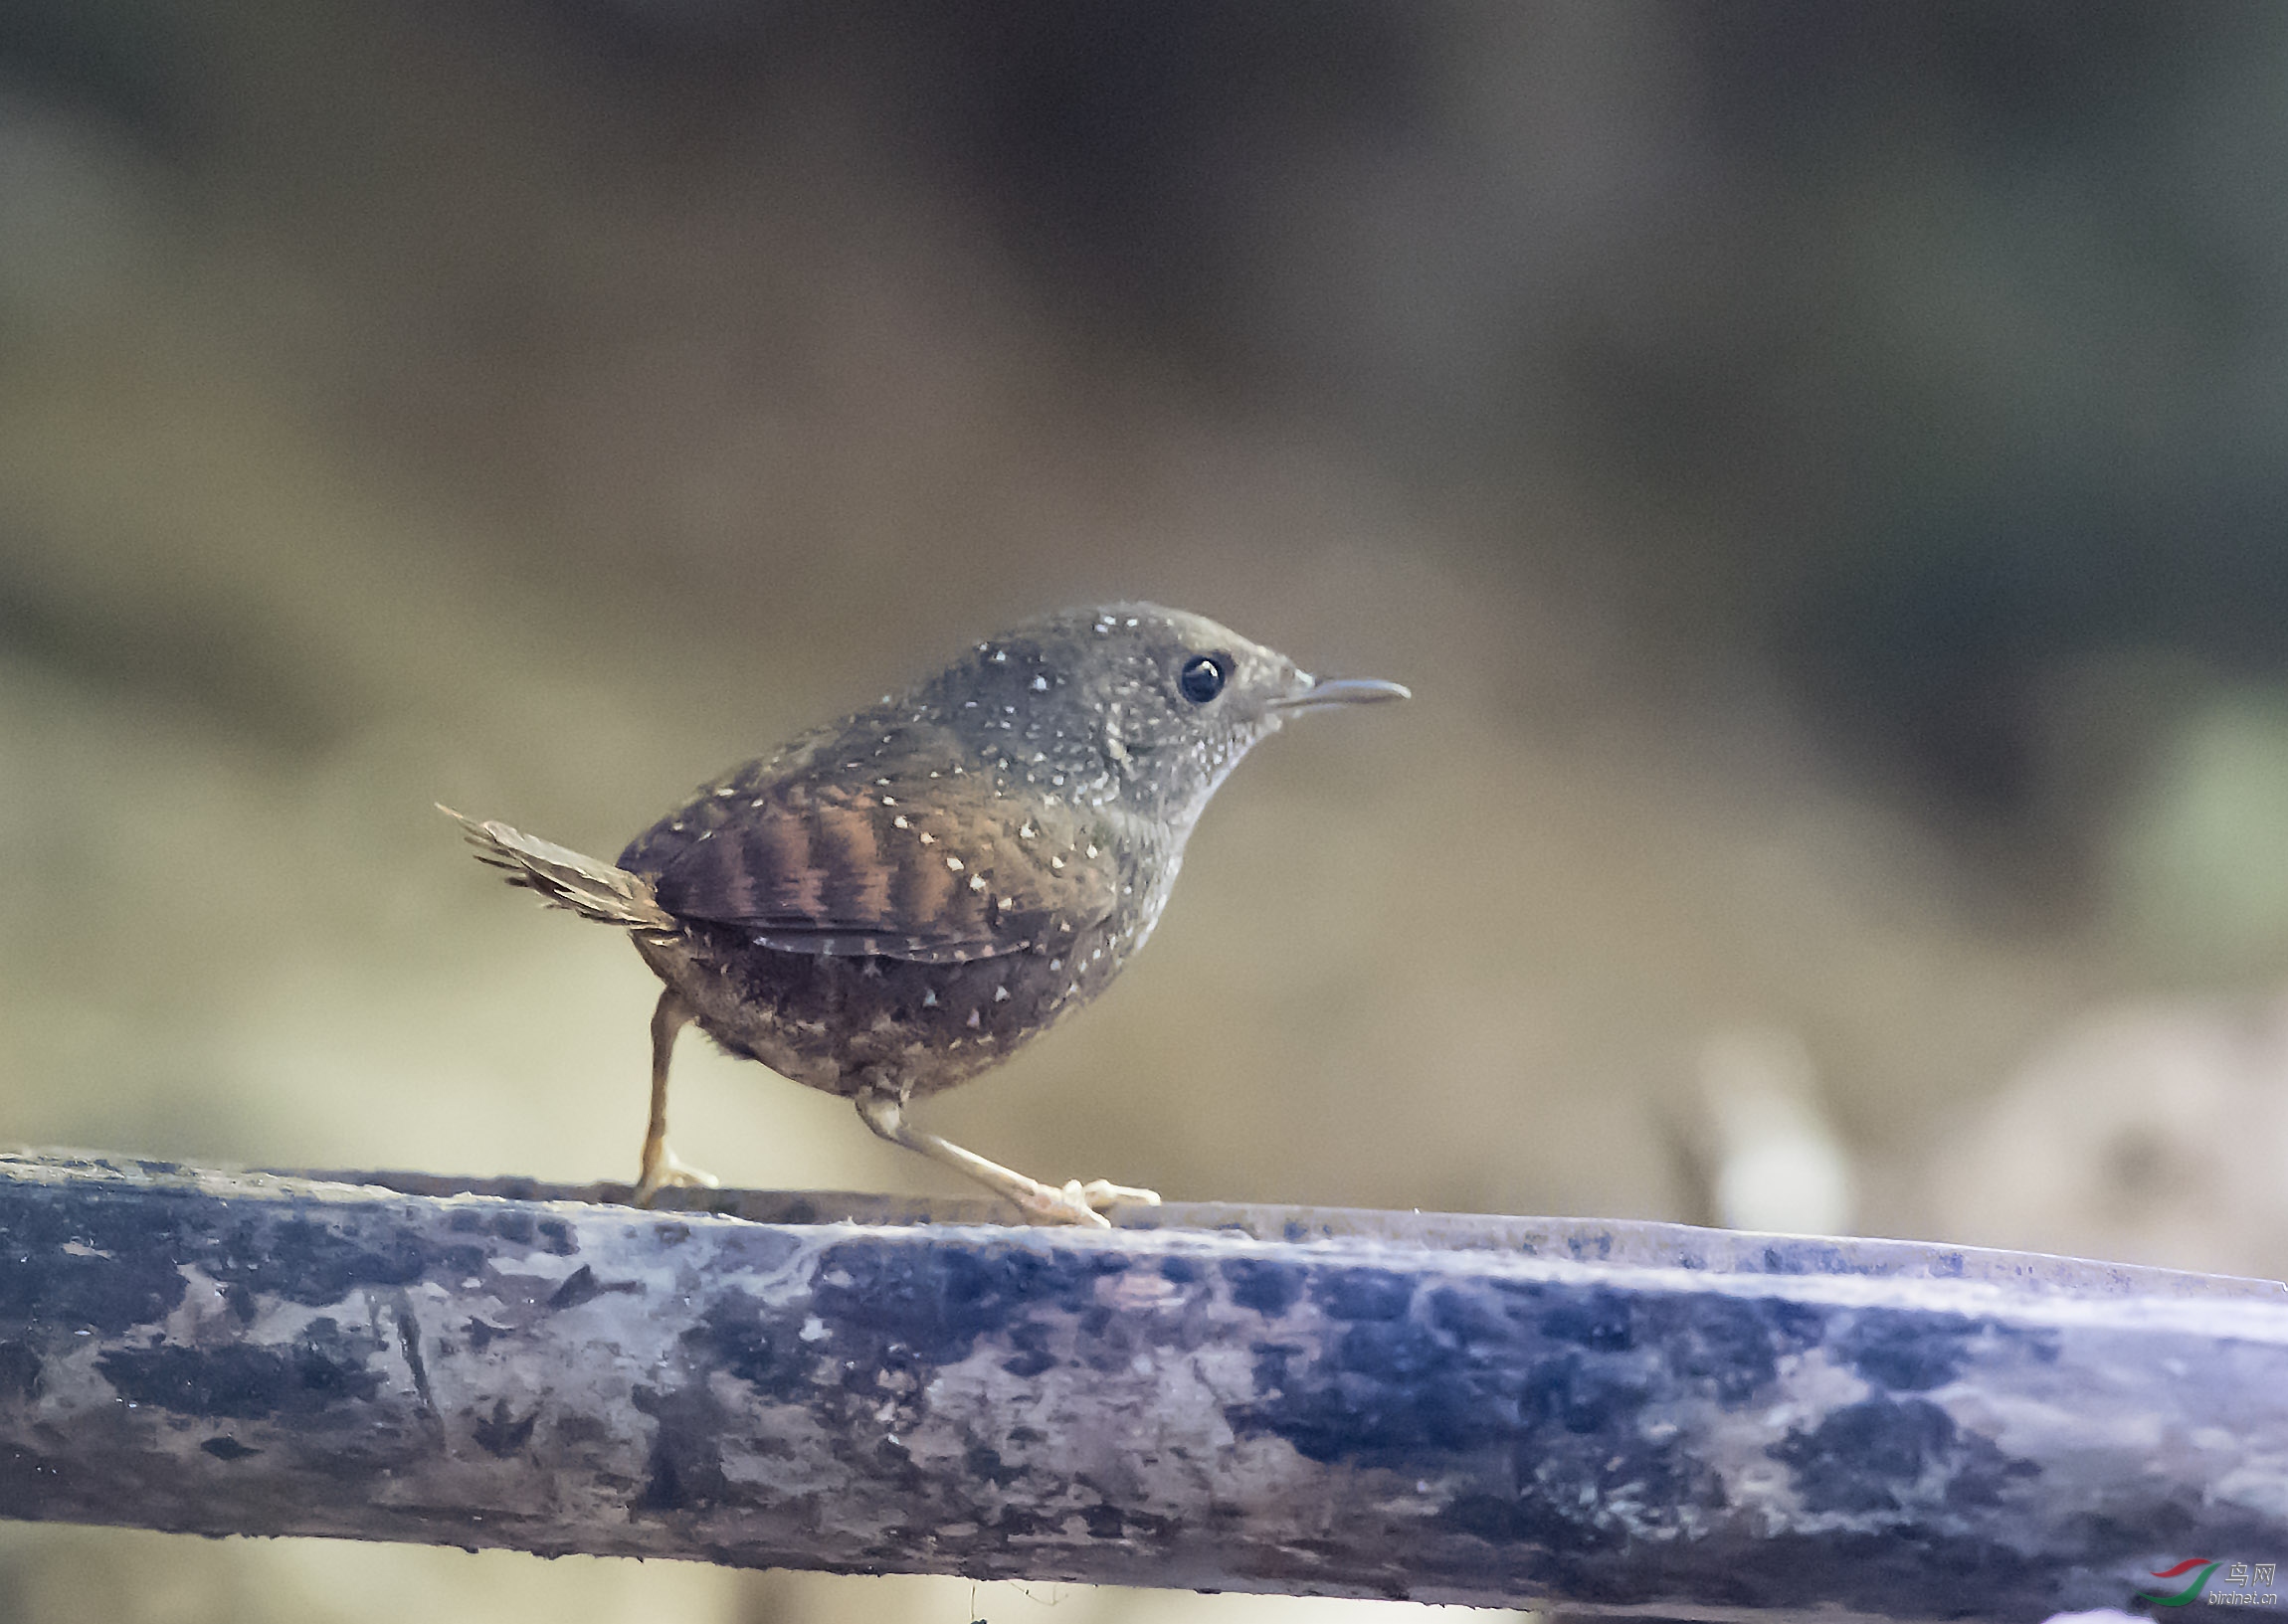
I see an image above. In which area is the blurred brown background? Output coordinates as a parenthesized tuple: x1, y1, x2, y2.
(7, 3, 2288, 1619)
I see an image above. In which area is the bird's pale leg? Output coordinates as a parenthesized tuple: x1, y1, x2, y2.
(855, 1091, 1159, 1228)
(634, 990, 719, 1205)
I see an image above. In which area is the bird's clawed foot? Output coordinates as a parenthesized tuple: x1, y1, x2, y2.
(853, 1088, 1159, 1228)
(634, 1144, 721, 1207)
(1012, 1177, 1162, 1228)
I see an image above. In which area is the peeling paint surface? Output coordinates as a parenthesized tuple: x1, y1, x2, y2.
(0, 1155, 2284, 1620)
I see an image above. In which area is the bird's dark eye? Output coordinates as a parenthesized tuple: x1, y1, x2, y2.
(1179, 653, 1228, 704)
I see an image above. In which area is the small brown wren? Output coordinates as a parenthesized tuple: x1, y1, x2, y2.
(447, 603, 1407, 1226)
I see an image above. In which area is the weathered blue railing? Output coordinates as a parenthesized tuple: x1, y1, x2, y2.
(0, 1152, 2279, 1620)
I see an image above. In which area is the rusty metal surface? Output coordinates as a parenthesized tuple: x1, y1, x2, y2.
(1, 1152, 2283, 1619)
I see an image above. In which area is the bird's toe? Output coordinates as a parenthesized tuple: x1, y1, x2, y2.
(1077, 1178, 1161, 1211)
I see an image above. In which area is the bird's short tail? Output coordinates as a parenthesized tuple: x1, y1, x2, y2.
(440, 806, 677, 932)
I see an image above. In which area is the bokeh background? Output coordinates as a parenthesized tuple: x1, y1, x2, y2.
(8, 2, 2288, 1619)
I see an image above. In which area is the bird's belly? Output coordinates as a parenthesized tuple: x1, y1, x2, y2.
(634, 922, 1130, 1100)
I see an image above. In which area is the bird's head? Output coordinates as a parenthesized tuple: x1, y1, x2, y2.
(938, 603, 1409, 829)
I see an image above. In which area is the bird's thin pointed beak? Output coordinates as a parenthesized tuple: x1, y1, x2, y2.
(1274, 676, 1412, 712)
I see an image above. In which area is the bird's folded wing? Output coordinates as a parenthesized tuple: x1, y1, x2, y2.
(648, 778, 1116, 962)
